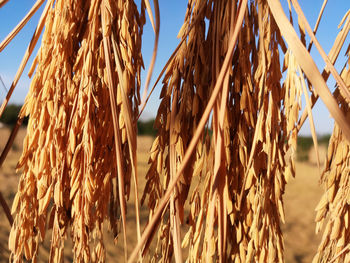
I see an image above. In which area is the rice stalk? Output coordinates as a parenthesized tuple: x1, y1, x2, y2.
(297, 11, 350, 132)
(306, 0, 328, 52)
(0, 191, 12, 225)
(0, 0, 8, 9)
(291, 0, 350, 104)
(268, 0, 350, 142)
(140, 0, 159, 107)
(0, 0, 50, 118)
(0, 0, 45, 53)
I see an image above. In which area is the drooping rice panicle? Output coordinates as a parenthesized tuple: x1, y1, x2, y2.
(132, 1, 350, 262)
(312, 45, 350, 263)
(139, 1, 301, 262)
(8, 0, 146, 262)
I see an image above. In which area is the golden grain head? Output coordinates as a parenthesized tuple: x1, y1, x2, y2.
(1, 0, 350, 263)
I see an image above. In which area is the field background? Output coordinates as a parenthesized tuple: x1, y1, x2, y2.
(0, 127, 326, 262)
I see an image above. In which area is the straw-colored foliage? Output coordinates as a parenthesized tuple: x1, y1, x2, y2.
(0, 0, 350, 262)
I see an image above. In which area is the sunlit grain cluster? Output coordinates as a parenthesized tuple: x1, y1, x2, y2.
(5, 0, 145, 262)
(0, 0, 350, 262)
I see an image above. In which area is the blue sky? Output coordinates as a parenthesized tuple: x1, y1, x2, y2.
(0, 0, 349, 135)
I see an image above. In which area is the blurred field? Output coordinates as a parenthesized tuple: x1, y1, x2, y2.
(283, 161, 324, 263)
(0, 127, 325, 262)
